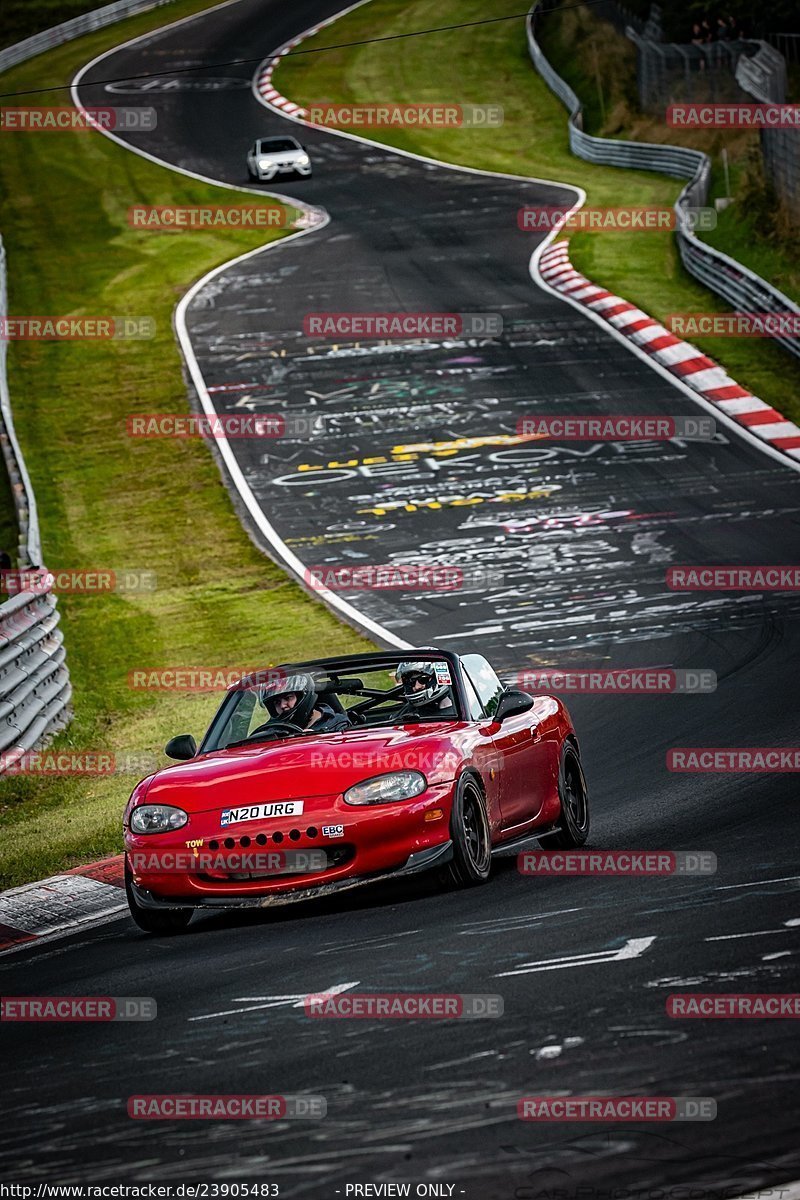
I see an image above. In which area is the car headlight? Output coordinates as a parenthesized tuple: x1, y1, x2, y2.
(257, 158, 271, 169)
(297, 154, 310, 165)
(129, 804, 188, 834)
(344, 770, 427, 806)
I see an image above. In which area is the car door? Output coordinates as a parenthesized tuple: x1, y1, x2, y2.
(461, 654, 551, 830)
(460, 669, 503, 829)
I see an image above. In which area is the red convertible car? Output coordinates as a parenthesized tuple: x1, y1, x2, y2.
(123, 650, 589, 933)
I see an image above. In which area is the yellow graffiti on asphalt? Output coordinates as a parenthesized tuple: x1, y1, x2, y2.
(296, 432, 541, 472)
(357, 487, 559, 517)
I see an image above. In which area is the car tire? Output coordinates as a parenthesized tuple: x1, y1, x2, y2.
(538, 742, 590, 849)
(125, 859, 193, 935)
(446, 773, 492, 887)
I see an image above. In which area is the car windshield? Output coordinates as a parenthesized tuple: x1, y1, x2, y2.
(257, 138, 299, 153)
(205, 659, 461, 751)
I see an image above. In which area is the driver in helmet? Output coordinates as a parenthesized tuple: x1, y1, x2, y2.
(262, 673, 350, 733)
(396, 659, 457, 719)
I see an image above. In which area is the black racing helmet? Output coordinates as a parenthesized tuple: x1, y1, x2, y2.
(395, 657, 450, 709)
(260, 672, 318, 728)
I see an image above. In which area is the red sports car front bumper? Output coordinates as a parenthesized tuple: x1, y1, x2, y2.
(124, 781, 455, 909)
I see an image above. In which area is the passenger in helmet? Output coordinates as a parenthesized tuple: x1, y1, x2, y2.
(395, 660, 457, 719)
(261, 673, 350, 733)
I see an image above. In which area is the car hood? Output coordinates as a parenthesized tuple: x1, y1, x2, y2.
(258, 149, 303, 159)
(143, 723, 464, 814)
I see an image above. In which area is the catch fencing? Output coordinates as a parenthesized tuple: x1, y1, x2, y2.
(627, 31, 760, 112)
(0, 238, 72, 770)
(735, 42, 799, 222)
(526, 3, 800, 362)
(766, 33, 800, 65)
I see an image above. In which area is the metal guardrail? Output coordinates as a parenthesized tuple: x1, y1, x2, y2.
(0, 238, 72, 768)
(0, 240, 41, 569)
(0, 587, 73, 763)
(526, 5, 800, 362)
(0, 0, 177, 74)
(0, 0, 179, 767)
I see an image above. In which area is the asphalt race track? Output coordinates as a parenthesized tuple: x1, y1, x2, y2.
(2, 0, 799, 1193)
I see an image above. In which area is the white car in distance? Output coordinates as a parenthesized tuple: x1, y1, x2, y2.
(247, 135, 312, 181)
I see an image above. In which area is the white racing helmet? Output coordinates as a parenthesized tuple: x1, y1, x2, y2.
(396, 658, 450, 709)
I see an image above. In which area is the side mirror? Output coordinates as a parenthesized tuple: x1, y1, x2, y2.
(494, 689, 534, 722)
(164, 734, 197, 760)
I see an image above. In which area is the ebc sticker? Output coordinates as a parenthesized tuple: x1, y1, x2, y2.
(220, 800, 304, 827)
(322, 824, 345, 838)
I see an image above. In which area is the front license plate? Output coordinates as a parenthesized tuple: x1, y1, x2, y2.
(220, 801, 305, 827)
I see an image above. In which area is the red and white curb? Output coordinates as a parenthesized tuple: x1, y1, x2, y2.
(538, 241, 800, 462)
(254, 29, 315, 116)
(0, 855, 125, 953)
(256, 44, 307, 117)
(253, 1, 371, 120)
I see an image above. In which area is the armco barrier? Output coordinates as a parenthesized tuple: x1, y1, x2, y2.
(0, 0, 177, 74)
(527, 5, 800, 362)
(0, 0, 177, 769)
(0, 237, 72, 769)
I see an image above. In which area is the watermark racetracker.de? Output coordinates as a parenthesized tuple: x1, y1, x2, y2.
(667, 102, 800, 128)
(667, 312, 800, 338)
(0, 106, 157, 132)
(303, 312, 503, 338)
(305, 103, 503, 128)
(0, 317, 155, 340)
(667, 566, 800, 591)
(516, 668, 717, 693)
(0, 750, 158, 776)
(127, 205, 289, 230)
(518, 205, 716, 232)
(303, 564, 505, 591)
(516, 415, 715, 440)
(1, 997, 156, 1021)
(304, 992, 504, 1018)
(126, 667, 287, 691)
(517, 1096, 717, 1121)
(1, 568, 156, 594)
(518, 851, 717, 876)
(667, 994, 800, 1017)
(128, 1095, 326, 1119)
(667, 748, 800, 772)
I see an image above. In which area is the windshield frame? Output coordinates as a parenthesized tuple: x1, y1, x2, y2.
(197, 651, 471, 754)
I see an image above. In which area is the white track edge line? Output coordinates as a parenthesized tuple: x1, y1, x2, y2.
(255, 1, 800, 478)
(529, 239, 800, 476)
(70, 0, 411, 649)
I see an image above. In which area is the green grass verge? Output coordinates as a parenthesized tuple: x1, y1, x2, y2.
(273, 0, 800, 425)
(0, 0, 371, 888)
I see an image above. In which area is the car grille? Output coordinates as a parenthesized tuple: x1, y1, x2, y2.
(208, 826, 323, 850)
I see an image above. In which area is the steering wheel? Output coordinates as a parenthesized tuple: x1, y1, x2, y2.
(248, 719, 306, 739)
